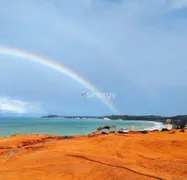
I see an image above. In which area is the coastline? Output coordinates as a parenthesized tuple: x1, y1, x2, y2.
(0, 118, 165, 137)
(0, 130, 187, 180)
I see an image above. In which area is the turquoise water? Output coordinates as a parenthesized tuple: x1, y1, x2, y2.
(0, 117, 163, 137)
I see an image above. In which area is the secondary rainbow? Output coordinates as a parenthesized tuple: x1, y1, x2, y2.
(0, 47, 120, 115)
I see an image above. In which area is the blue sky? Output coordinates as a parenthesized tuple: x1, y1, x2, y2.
(0, 0, 187, 116)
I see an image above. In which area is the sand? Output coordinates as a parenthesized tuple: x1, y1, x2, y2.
(0, 130, 187, 180)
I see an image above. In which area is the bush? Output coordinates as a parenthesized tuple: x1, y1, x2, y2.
(179, 129, 185, 133)
(152, 129, 159, 132)
(63, 136, 73, 139)
(110, 131, 116, 134)
(58, 136, 64, 139)
(161, 128, 169, 132)
(45, 136, 54, 139)
(141, 130, 148, 134)
(101, 131, 109, 135)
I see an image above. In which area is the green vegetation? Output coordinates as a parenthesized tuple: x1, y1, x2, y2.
(140, 130, 148, 134)
(63, 136, 73, 139)
(45, 136, 54, 139)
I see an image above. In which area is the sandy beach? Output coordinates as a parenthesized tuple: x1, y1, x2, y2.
(0, 130, 187, 180)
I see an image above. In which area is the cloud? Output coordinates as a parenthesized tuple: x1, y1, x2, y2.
(169, 0, 187, 10)
(0, 97, 43, 114)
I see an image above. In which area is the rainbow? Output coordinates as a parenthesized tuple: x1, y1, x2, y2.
(0, 47, 120, 115)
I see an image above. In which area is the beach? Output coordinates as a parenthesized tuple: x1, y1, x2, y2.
(0, 130, 187, 180)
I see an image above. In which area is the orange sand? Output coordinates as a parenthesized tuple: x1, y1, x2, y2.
(0, 131, 187, 180)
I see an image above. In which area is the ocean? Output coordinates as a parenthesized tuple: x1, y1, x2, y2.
(0, 117, 164, 137)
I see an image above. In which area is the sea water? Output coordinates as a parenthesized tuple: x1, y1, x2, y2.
(0, 117, 164, 137)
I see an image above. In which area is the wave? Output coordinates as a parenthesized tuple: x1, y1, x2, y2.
(143, 121, 165, 131)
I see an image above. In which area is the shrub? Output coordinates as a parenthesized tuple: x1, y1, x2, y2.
(179, 129, 185, 133)
(63, 136, 73, 139)
(57, 136, 64, 140)
(141, 130, 148, 134)
(152, 129, 159, 132)
(101, 131, 109, 135)
(45, 136, 54, 139)
(161, 128, 169, 132)
(110, 131, 116, 134)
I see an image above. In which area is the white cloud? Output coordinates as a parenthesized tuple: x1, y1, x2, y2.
(170, 0, 187, 10)
(0, 97, 43, 114)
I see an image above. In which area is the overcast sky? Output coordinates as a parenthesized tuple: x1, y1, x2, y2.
(0, 0, 187, 116)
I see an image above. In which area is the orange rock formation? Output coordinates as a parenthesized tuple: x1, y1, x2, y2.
(0, 131, 187, 180)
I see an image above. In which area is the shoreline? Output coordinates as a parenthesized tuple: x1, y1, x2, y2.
(0, 120, 165, 138)
(144, 121, 165, 131)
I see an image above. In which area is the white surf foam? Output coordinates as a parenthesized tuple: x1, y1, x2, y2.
(143, 121, 165, 131)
